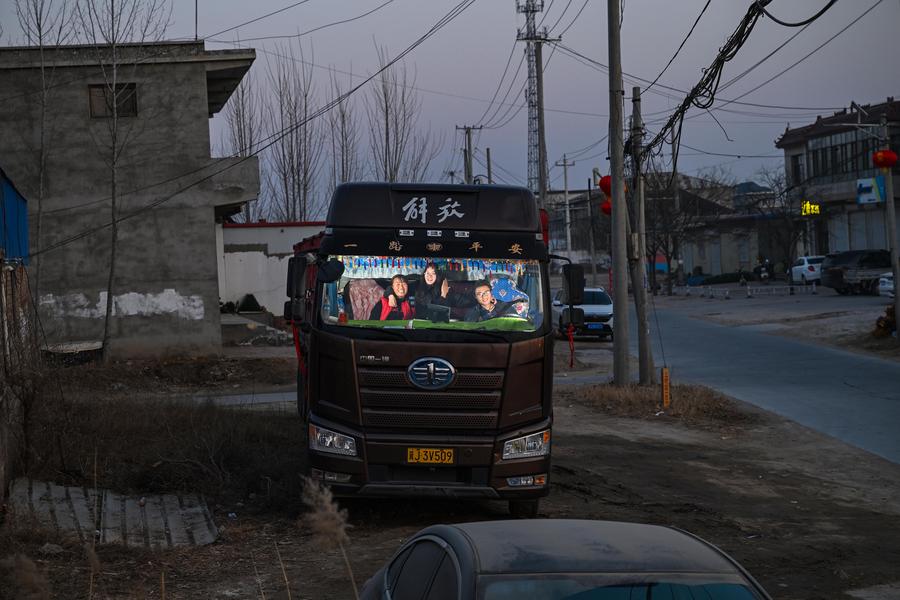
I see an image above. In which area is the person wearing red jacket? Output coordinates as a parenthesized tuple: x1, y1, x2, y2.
(370, 274, 413, 321)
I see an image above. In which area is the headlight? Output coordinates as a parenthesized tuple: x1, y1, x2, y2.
(502, 429, 551, 460)
(309, 424, 357, 456)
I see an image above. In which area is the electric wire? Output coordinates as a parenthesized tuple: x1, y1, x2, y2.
(202, 0, 315, 39)
(645, 0, 711, 93)
(756, 0, 839, 27)
(556, 0, 589, 37)
(207, 0, 395, 43)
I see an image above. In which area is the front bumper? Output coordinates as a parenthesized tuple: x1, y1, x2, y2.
(307, 414, 552, 500)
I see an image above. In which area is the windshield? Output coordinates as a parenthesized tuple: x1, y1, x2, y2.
(320, 255, 545, 332)
(479, 576, 761, 599)
(584, 290, 612, 305)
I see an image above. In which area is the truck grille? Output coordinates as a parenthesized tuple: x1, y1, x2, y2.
(357, 368, 504, 430)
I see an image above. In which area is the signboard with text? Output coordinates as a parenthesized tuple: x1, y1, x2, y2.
(857, 176, 886, 204)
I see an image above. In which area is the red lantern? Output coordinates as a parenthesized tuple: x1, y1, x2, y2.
(601, 199, 612, 215)
(873, 149, 898, 169)
(599, 175, 612, 196)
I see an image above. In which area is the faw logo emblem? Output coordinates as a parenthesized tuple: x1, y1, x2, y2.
(407, 357, 455, 390)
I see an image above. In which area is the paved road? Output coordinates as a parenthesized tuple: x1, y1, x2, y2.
(630, 307, 900, 464)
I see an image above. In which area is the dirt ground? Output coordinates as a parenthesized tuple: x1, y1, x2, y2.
(3, 343, 900, 599)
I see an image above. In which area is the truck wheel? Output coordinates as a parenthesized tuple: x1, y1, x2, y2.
(509, 499, 540, 518)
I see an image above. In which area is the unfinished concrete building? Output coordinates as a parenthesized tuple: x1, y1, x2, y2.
(0, 41, 259, 356)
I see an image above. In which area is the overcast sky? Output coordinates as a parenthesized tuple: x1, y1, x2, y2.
(3, 0, 898, 189)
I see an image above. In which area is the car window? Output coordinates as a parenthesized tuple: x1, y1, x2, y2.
(425, 555, 459, 600)
(583, 291, 612, 305)
(392, 540, 445, 600)
(808, 257, 824, 265)
(794, 259, 803, 267)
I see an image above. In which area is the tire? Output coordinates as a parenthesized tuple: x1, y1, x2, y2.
(509, 499, 540, 518)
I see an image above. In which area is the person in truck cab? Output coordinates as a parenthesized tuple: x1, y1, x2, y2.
(414, 262, 469, 318)
(465, 281, 516, 322)
(370, 274, 413, 320)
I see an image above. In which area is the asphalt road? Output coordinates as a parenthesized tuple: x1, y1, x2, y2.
(629, 304, 900, 464)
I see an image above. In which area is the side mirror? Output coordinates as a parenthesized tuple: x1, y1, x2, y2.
(284, 299, 304, 323)
(561, 307, 585, 328)
(562, 264, 585, 306)
(287, 255, 308, 298)
(317, 258, 345, 283)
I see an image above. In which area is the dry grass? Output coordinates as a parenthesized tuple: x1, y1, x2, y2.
(300, 478, 358, 599)
(0, 554, 51, 600)
(22, 394, 306, 506)
(575, 383, 761, 427)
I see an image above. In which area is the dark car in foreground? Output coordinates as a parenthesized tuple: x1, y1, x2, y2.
(360, 519, 772, 599)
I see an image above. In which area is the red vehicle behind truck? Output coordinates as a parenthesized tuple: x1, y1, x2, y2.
(285, 182, 583, 516)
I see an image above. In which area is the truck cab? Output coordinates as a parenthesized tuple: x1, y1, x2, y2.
(286, 183, 579, 517)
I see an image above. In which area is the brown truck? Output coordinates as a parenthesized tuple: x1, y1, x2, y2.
(284, 183, 583, 517)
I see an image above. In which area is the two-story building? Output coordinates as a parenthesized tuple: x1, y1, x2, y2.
(775, 97, 899, 255)
(0, 41, 259, 356)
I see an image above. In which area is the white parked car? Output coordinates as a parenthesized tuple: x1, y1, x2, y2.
(552, 287, 614, 339)
(789, 255, 825, 284)
(879, 272, 894, 297)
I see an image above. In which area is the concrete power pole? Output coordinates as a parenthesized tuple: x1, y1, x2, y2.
(881, 114, 900, 342)
(457, 125, 482, 184)
(608, 0, 629, 385)
(556, 155, 575, 254)
(486, 147, 493, 184)
(631, 87, 655, 384)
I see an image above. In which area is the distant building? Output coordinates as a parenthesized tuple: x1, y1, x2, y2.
(217, 220, 325, 315)
(0, 41, 259, 356)
(775, 97, 899, 254)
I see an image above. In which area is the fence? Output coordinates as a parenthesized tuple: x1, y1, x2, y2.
(0, 260, 36, 504)
(671, 282, 820, 299)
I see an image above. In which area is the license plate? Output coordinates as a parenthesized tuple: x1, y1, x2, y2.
(587, 323, 603, 330)
(407, 447, 454, 464)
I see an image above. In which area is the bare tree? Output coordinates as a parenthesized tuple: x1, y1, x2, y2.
(366, 47, 442, 183)
(644, 162, 733, 294)
(221, 65, 263, 222)
(74, 0, 172, 361)
(326, 67, 363, 199)
(264, 41, 324, 222)
(750, 165, 804, 271)
(14, 0, 76, 300)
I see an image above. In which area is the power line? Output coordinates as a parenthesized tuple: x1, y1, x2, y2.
(756, 0, 839, 27)
(645, 0, 711, 93)
(202, 0, 315, 39)
(556, 0, 589, 36)
(207, 0, 395, 43)
(29, 0, 479, 258)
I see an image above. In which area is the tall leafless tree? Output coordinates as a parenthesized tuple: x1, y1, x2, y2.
(751, 165, 804, 270)
(221, 64, 263, 222)
(366, 47, 442, 183)
(326, 67, 363, 199)
(74, 0, 171, 361)
(15, 0, 76, 300)
(264, 41, 324, 222)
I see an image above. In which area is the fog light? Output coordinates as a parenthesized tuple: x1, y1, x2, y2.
(507, 473, 547, 487)
(310, 468, 352, 483)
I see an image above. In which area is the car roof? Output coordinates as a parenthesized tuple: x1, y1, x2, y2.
(424, 519, 743, 576)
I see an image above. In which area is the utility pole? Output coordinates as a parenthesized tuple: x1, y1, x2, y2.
(457, 125, 482, 184)
(880, 114, 900, 342)
(631, 87, 654, 384)
(486, 147, 493, 184)
(608, 0, 629, 385)
(556, 155, 575, 254)
(517, 1, 556, 208)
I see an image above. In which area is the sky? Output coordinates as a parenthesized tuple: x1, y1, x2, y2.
(2, 0, 898, 192)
